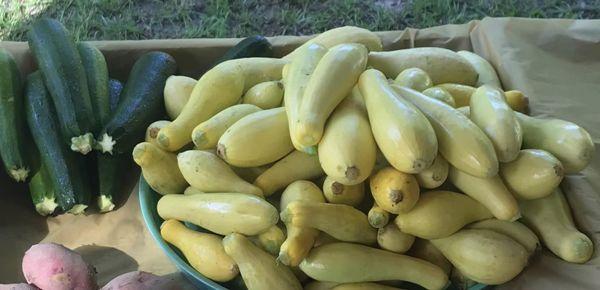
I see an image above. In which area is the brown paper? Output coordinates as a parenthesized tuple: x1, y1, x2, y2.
(1, 17, 598, 288)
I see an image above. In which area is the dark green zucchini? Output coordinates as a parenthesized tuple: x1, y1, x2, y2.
(25, 71, 92, 214)
(108, 78, 124, 110)
(0, 48, 30, 182)
(28, 162, 58, 216)
(97, 78, 129, 212)
(98, 51, 176, 154)
(78, 42, 109, 132)
(214, 35, 273, 65)
(27, 18, 96, 154)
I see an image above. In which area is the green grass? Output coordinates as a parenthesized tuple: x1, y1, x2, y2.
(1, 0, 599, 41)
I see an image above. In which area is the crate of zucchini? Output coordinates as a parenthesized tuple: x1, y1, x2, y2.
(1, 17, 599, 289)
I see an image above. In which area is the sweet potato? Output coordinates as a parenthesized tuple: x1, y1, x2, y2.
(22, 243, 97, 290)
(101, 271, 178, 290)
(0, 284, 39, 290)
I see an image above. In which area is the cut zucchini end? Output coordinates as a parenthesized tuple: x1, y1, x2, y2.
(9, 167, 30, 182)
(35, 197, 58, 216)
(97, 195, 115, 213)
(67, 204, 88, 215)
(97, 133, 116, 154)
(70, 133, 95, 155)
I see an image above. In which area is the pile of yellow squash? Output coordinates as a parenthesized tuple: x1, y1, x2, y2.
(133, 26, 595, 290)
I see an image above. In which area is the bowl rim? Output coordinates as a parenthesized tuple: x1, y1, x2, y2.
(138, 177, 228, 290)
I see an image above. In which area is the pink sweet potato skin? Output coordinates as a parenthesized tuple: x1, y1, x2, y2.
(22, 243, 98, 290)
(0, 284, 39, 290)
(101, 271, 178, 290)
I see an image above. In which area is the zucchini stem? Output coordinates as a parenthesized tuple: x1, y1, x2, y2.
(34, 196, 58, 216)
(96, 133, 116, 154)
(97, 195, 115, 213)
(67, 204, 88, 215)
(70, 133, 95, 155)
(9, 167, 30, 182)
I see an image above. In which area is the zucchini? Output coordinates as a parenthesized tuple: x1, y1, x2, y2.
(27, 18, 96, 154)
(108, 78, 124, 110)
(97, 77, 129, 212)
(78, 42, 109, 132)
(25, 72, 92, 214)
(214, 35, 273, 65)
(98, 51, 176, 154)
(0, 48, 30, 181)
(28, 162, 58, 216)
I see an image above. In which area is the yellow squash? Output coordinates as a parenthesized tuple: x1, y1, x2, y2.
(318, 87, 376, 185)
(359, 69, 437, 173)
(278, 180, 325, 266)
(467, 219, 540, 254)
(415, 154, 449, 189)
(132, 142, 187, 195)
(183, 187, 205, 195)
(368, 48, 478, 85)
(250, 225, 286, 256)
(393, 85, 498, 178)
(370, 167, 420, 214)
(231, 164, 270, 183)
(431, 229, 529, 285)
(332, 283, 405, 290)
(500, 149, 564, 200)
(281, 201, 376, 245)
(377, 223, 415, 254)
(504, 90, 529, 114)
(408, 239, 452, 275)
(217, 107, 293, 167)
(395, 190, 493, 239)
(282, 63, 290, 82)
(448, 167, 520, 221)
(284, 43, 328, 153)
(422, 87, 456, 107)
(304, 281, 341, 290)
(242, 80, 284, 109)
(177, 150, 263, 196)
(323, 176, 365, 207)
(157, 193, 278, 235)
(368, 202, 390, 229)
(457, 50, 502, 88)
(157, 58, 286, 151)
(283, 26, 382, 60)
(394, 67, 433, 92)
(163, 75, 196, 119)
(191, 104, 261, 150)
(145, 120, 171, 147)
(434, 83, 475, 107)
(470, 85, 522, 162)
(300, 242, 448, 290)
(516, 112, 594, 173)
(163, 75, 198, 120)
(295, 43, 368, 149)
(254, 150, 324, 196)
(160, 219, 238, 282)
(223, 233, 302, 290)
(520, 188, 593, 263)
(435, 84, 529, 112)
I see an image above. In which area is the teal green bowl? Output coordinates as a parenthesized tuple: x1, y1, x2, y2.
(139, 177, 246, 290)
(140, 176, 491, 290)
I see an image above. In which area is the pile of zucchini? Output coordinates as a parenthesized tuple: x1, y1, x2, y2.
(0, 18, 176, 215)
